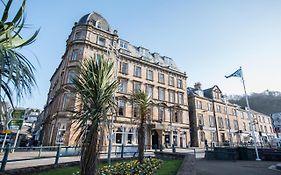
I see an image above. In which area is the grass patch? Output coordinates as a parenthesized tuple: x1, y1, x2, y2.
(32, 166, 79, 175)
(32, 159, 182, 175)
(155, 159, 183, 175)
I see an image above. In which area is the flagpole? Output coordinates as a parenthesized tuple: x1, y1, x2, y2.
(240, 67, 261, 161)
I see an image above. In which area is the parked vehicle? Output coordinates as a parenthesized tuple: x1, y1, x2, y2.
(271, 138, 281, 148)
(0, 134, 12, 144)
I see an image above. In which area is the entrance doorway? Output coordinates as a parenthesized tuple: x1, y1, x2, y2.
(180, 137, 183, 148)
(152, 130, 159, 149)
(220, 133, 225, 142)
(164, 134, 170, 148)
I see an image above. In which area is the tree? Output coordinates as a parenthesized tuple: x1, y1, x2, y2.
(0, 0, 39, 108)
(131, 90, 152, 163)
(72, 56, 119, 175)
(229, 90, 281, 115)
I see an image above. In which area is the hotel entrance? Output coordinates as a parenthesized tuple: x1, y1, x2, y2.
(152, 130, 159, 149)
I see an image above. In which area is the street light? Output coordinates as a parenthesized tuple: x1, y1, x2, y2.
(106, 40, 120, 165)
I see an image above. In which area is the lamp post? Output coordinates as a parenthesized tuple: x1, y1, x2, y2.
(107, 40, 119, 165)
(169, 107, 176, 152)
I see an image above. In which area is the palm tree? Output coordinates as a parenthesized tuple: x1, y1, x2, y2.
(0, 0, 39, 108)
(72, 56, 119, 175)
(131, 90, 152, 163)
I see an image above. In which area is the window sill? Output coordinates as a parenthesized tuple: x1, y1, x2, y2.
(119, 71, 128, 75)
(134, 75, 142, 78)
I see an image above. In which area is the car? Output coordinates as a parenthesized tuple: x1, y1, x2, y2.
(271, 138, 281, 148)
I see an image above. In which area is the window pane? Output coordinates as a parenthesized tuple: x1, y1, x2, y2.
(118, 100, 125, 116)
(177, 79, 183, 88)
(67, 70, 76, 84)
(119, 79, 127, 93)
(116, 133, 122, 144)
(169, 90, 175, 103)
(121, 62, 128, 74)
(147, 70, 153, 80)
(127, 134, 132, 144)
(133, 82, 141, 93)
(159, 73, 165, 84)
(146, 85, 153, 97)
(134, 66, 142, 77)
(98, 37, 106, 46)
(71, 50, 79, 61)
(159, 88, 165, 101)
(74, 31, 82, 40)
(159, 107, 164, 122)
(168, 76, 174, 86)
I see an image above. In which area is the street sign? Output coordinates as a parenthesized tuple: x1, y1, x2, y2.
(11, 109, 25, 119)
(8, 119, 23, 131)
(2, 130, 11, 134)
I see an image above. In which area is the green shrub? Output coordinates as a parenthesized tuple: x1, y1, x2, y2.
(98, 158, 163, 175)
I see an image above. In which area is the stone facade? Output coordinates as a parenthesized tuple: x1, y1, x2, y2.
(188, 83, 276, 148)
(42, 12, 190, 148)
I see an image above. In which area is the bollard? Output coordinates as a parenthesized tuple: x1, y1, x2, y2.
(55, 144, 61, 165)
(38, 145, 43, 158)
(121, 144, 124, 158)
(1, 144, 10, 172)
(193, 148, 196, 158)
(172, 144, 176, 153)
(160, 144, 163, 152)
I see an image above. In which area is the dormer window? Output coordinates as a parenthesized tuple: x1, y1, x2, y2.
(96, 20, 100, 28)
(74, 31, 83, 40)
(119, 40, 128, 49)
(139, 47, 149, 57)
(214, 92, 220, 99)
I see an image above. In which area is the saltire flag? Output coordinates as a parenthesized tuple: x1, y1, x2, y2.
(225, 67, 242, 78)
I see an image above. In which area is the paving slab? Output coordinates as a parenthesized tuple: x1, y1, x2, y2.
(196, 159, 281, 175)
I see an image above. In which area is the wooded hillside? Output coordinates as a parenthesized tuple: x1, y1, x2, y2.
(229, 90, 281, 115)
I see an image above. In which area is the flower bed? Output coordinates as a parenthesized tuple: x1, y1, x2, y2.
(98, 158, 163, 175)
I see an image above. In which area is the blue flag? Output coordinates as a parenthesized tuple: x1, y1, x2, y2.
(225, 67, 242, 78)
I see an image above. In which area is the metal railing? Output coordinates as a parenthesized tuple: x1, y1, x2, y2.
(0, 144, 206, 172)
(0, 144, 156, 172)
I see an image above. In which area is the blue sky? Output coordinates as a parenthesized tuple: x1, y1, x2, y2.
(5, 0, 281, 109)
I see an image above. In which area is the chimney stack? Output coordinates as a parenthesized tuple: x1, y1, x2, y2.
(194, 82, 202, 90)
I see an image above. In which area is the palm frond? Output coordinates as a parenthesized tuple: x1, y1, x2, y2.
(0, 0, 38, 106)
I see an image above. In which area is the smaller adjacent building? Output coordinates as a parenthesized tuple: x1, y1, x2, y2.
(271, 112, 281, 138)
(188, 83, 276, 148)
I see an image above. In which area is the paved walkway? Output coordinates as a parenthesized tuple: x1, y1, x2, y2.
(0, 148, 203, 171)
(5, 156, 80, 170)
(196, 159, 281, 175)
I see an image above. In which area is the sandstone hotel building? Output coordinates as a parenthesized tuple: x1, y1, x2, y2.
(42, 12, 190, 148)
(188, 83, 276, 148)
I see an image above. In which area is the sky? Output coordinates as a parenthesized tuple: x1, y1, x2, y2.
(4, 0, 281, 110)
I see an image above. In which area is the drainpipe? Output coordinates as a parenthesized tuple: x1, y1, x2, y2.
(212, 100, 220, 146)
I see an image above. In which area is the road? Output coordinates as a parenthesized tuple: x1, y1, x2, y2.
(196, 159, 280, 175)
